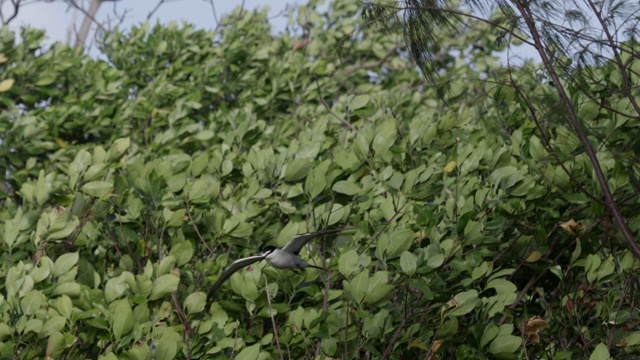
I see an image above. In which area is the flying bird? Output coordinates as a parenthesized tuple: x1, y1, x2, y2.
(207, 227, 350, 298)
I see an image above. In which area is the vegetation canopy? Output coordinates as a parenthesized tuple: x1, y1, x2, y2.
(0, 0, 639, 358)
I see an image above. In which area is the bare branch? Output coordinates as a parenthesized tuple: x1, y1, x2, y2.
(147, 0, 167, 20)
(204, 0, 219, 27)
(66, 0, 107, 48)
(0, 0, 22, 26)
(513, 0, 640, 258)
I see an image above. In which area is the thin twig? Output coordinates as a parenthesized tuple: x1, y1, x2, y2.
(264, 275, 284, 360)
(503, 217, 603, 322)
(313, 77, 358, 132)
(171, 292, 193, 360)
(229, 320, 240, 360)
(146, 0, 166, 20)
(0, 0, 21, 26)
(184, 204, 213, 254)
(381, 293, 424, 359)
(515, 2, 640, 258)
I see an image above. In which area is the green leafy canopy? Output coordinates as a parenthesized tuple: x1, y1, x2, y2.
(0, 0, 639, 359)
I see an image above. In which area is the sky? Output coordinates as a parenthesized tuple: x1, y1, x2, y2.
(3, 0, 539, 62)
(4, 0, 298, 50)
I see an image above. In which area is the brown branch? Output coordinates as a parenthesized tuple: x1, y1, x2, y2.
(0, 0, 21, 26)
(171, 292, 192, 359)
(515, 1, 640, 258)
(380, 293, 424, 359)
(508, 71, 606, 206)
(184, 204, 213, 254)
(64, 197, 97, 251)
(146, 0, 167, 20)
(503, 217, 603, 322)
(313, 77, 358, 132)
(263, 276, 284, 360)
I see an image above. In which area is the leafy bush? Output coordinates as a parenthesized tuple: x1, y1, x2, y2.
(0, 0, 639, 359)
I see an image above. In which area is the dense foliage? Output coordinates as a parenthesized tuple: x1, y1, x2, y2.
(0, 0, 639, 359)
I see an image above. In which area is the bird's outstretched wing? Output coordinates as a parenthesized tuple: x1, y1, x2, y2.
(207, 254, 266, 298)
(282, 227, 351, 255)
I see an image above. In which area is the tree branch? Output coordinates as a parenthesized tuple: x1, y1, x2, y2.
(514, 1, 640, 258)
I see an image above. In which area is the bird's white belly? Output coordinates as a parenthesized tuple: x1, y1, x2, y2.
(266, 251, 300, 269)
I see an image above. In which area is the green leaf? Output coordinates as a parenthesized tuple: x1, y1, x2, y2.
(110, 299, 133, 340)
(0, 78, 15, 92)
(128, 344, 150, 360)
(236, 344, 261, 360)
(104, 272, 133, 303)
(47, 217, 80, 240)
(132, 275, 153, 297)
(350, 94, 370, 110)
(481, 323, 499, 348)
(399, 251, 417, 276)
(55, 295, 73, 319)
(448, 290, 479, 316)
(169, 241, 193, 266)
(463, 220, 483, 244)
(83, 163, 108, 181)
(332, 180, 362, 195)
(25, 319, 43, 334)
(184, 292, 206, 315)
(284, 158, 314, 181)
(35, 170, 53, 204)
(0, 323, 12, 341)
(46, 331, 66, 359)
(108, 137, 131, 161)
(350, 270, 369, 305)
(305, 161, 330, 198)
(488, 166, 518, 185)
(436, 317, 459, 339)
(149, 274, 180, 300)
(589, 343, 611, 360)
(585, 254, 602, 283)
(488, 334, 521, 354)
(486, 279, 517, 295)
(338, 249, 358, 278)
(188, 176, 219, 202)
(386, 229, 414, 258)
(163, 208, 185, 227)
(210, 303, 229, 329)
(20, 290, 42, 315)
(529, 136, 546, 160)
(472, 261, 489, 280)
(365, 271, 393, 305)
(372, 118, 397, 157)
(597, 256, 615, 281)
(40, 316, 66, 338)
(624, 332, 640, 347)
(154, 330, 179, 360)
(157, 256, 176, 276)
(52, 282, 81, 297)
(81, 181, 113, 198)
(52, 252, 79, 277)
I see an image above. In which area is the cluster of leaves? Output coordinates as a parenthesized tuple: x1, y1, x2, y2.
(0, 0, 639, 358)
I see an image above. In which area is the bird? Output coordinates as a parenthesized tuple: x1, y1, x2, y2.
(207, 227, 351, 298)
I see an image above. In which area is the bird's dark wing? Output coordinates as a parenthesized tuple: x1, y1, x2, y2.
(207, 254, 266, 299)
(282, 227, 350, 255)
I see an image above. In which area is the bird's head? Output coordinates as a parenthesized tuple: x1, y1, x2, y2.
(261, 246, 277, 256)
